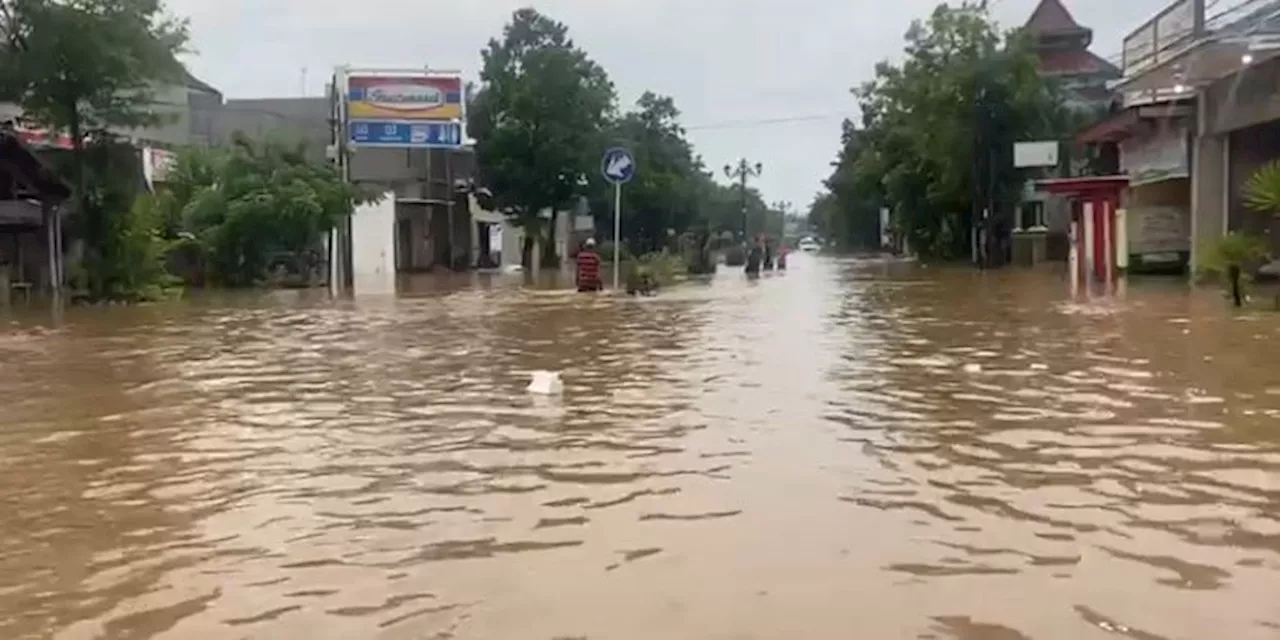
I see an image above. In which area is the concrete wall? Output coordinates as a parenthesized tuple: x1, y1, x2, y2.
(206, 97, 330, 158)
(1201, 56, 1280, 136)
(1189, 59, 1280, 271)
(1189, 114, 1227, 274)
(350, 192, 396, 295)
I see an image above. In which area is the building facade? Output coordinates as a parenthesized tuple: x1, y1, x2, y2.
(1018, 0, 1122, 259)
(1024, 0, 1121, 116)
(1116, 0, 1280, 273)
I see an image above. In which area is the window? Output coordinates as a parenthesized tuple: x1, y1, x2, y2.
(1019, 201, 1045, 230)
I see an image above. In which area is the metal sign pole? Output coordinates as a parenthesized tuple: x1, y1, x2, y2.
(613, 181, 622, 292)
(601, 146, 634, 293)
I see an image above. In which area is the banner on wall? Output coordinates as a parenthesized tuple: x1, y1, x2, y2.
(341, 71, 466, 149)
(1122, 122, 1189, 185)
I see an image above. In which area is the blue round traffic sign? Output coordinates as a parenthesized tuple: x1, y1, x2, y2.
(601, 147, 636, 185)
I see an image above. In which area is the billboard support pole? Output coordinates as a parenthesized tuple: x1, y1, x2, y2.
(331, 66, 350, 296)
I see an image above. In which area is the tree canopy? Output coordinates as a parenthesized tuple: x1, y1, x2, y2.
(469, 8, 788, 263)
(1, 0, 190, 299)
(0, 0, 188, 140)
(468, 8, 615, 263)
(164, 137, 363, 286)
(810, 2, 1065, 259)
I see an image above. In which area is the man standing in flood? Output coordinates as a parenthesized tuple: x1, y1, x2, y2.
(576, 238, 603, 292)
(745, 236, 764, 277)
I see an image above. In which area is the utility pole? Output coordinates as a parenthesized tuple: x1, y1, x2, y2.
(724, 159, 763, 240)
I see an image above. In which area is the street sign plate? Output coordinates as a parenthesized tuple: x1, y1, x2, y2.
(349, 120, 464, 148)
(601, 147, 636, 184)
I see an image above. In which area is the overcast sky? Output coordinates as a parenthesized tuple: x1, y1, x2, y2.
(170, 0, 1170, 210)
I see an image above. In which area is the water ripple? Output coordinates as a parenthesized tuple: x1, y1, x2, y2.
(1, 261, 1278, 638)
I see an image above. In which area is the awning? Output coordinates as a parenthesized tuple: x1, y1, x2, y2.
(1076, 109, 1142, 144)
(1035, 176, 1130, 197)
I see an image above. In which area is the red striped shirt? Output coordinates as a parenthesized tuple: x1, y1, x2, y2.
(577, 251, 601, 287)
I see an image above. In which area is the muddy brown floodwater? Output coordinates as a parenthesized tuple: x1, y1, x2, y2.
(1, 255, 1279, 639)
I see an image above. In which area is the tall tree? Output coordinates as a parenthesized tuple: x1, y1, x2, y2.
(589, 92, 706, 253)
(838, 2, 1061, 261)
(469, 8, 615, 267)
(1, 0, 189, 296)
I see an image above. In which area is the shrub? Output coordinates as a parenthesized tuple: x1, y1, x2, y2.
(623, 251, 687, 289)
(1198, 232, 1269, 307)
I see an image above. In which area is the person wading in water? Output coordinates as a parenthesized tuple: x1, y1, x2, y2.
(576, 238, 603, 292)
(745, 236, 764, 277)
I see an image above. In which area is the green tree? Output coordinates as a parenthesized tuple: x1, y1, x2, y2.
(589, 92, 707, 253)
(1, 0, 188, 297)
(165, 136, 362, 287)
(815, 121, 885, 251)
(840, 2, 1060, 261)
(469, 8, 615, 267)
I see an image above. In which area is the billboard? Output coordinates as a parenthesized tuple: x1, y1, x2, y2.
(1014, 141, 1059, 168)
(346, 74, 463, 121)
(341, 71, 466, 149)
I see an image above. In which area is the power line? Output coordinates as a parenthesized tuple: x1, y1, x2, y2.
(685, 113, 854, 131)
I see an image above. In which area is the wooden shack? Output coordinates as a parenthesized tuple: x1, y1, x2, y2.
(0, 130, 72, 302)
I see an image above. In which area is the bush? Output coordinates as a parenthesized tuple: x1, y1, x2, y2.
(724, 245, 746, 266)
(623, 251, 687, 289)
(1198, 232, 1270, 307)
(596, 241, 632, 263)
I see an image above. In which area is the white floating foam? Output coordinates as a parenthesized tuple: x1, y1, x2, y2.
(526, 370, 564, 395)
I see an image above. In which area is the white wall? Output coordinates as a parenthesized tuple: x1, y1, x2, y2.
(350, 193, 397, 295)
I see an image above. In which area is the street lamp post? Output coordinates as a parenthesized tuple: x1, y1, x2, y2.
(724, 159, 763, 239)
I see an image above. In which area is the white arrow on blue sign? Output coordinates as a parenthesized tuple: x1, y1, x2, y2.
(601, 147, 636, 185)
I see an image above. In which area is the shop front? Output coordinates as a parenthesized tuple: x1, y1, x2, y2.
(1113, 0, 1280, 273)
(1120, 117, 1193, 273)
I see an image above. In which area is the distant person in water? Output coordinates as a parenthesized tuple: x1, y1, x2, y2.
(763, 237, 775, 271)
(777, 243, 789, 270)
(745, 236, 763, 277)
(576, 238, 603, 292)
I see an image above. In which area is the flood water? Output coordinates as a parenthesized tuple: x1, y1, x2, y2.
(1, 255, 1278, 639)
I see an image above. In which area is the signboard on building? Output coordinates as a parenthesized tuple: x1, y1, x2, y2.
(1127, 206, 1190, 257)
(346, 74, 463, 121)
(349, 121, 463, 147)
(1014, 141, 1059, 168)
(1122, 0, 1204, 76)
(340, 70, 466, 150)
(1121, 122, 1189, 185)
(142, 147, 176, 188)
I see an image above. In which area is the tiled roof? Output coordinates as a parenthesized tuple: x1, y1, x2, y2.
(1024, 0, 1085, 35)
(1036, 49, 1120, 77)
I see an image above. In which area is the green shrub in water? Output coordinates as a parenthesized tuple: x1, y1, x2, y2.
(1198, 232, 1270, 307)
(623, 251, 688, 291)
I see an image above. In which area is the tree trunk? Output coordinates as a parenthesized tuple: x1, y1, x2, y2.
(541, 210, 559, 268)
(1229, 265, 1243, 307)
(67, 108, 96, 297)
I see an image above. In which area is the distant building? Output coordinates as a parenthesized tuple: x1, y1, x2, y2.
(1014, 0, 1123, 262)
(1023, 0, 1121, 115)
